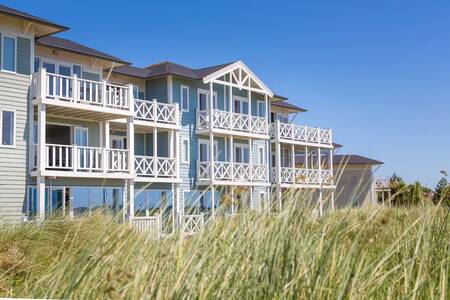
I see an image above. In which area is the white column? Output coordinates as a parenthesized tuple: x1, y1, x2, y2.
(37, 102, 46, 220)
(28, 91, 34, 172)
(167, 75, 173, 104)
(275, 120, 282, 209)
(37, 176, 45, 220)
(128, 179, 135, 219)
(318, 148, 322, 186)
(210, 133, 214, 182)
(169, 131, 174, 158)
(248, 138, 253, 181)
(229, 75, 233, 112)
(248, 89, 252, 131)
(153, 127, 157, 177)
(230, 135, 234, 181)
(127, 116, 134, 175)
(104, 121, 110, 148)
(291, 144, 295, 182)
(319, 189, 323, 217)
(175, 130, 180, 180)
(211, 185, 215, 218)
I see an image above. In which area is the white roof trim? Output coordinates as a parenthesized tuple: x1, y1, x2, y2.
(203, 61, 274, 97)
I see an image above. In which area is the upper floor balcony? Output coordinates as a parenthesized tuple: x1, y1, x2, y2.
(32, 68, 179, 128)
(196, 109, 269, 139)
(271, 167, 333, 188)
(31, 143, 178, 182)
(270, 121, 333, 148)
(197, 160, 269, 186)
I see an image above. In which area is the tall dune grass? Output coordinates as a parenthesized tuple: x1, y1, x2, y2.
(0, 194, 448, 299)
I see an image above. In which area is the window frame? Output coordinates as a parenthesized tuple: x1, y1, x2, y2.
(181, 85, 190, 112)
(0, 108, 16, 148)
(198, 139, 219, 161)
(182, 137, 190, 164)
(233, 95, 249, 115)
(256, 100, 265, 118)
(257, 146, 265, 165)
(1, 34, 17, 73)
(197, 88, 218, 111)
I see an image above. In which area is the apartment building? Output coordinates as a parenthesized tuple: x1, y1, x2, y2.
(0, 5, 335, 234)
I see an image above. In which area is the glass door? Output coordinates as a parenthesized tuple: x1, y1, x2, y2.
(43, 62, 56, 96)
(74, 127, 88, 169)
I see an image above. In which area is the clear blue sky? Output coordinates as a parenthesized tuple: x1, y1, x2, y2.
(5, 0, 450, 188)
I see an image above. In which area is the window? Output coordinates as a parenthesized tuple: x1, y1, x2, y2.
(198, 89, 217, 111)
(0, 109, 15, 147)
(181, 85, 189, 111)
(133, 86, 140, 99)
(2, 36, 16, 72)
(111, 135, 126, 149)
(182, 138, 189, 163)
(258, 147, 265, 165)
(34, 57, 40, 73)
(257, 101, 266, 117)
(234, 145, 249, 163)
(199, 140, 218, 162)
(233, 96, 249, 114)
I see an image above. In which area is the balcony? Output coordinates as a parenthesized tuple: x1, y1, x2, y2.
(134, 156, 178, 181)
(32, 68, 133, 119)
(271, 167, 333, 187)
(197, 161, 269, 185)
(134, 99, 179, 128)
(196, 109, 269, 138)
(270, 121, 332, 147)
(32, 144, 130, 178)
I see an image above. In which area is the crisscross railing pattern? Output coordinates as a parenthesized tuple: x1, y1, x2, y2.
(134, 156, 177, 178)
(181, 214, 204, 235)
(198, 161, 269, 183)
(213, 162, 232, 180)
(134, 99, 155, 121)
(270, 122, 332, 146)
(197, 109, 268, 135)
(271, 167, 333, 185)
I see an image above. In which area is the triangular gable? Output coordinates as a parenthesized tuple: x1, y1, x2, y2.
(202, 61, 273, 97)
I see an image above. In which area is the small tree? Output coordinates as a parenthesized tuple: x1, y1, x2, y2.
(433, 177, 450, 207)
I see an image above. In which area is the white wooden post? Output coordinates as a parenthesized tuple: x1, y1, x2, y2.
(248, 138, 253, 181)
(229, 75, 233, 130)
(275, 120, 282, 210)
(175, 130, 180, 180)
(72, 73, 78, 102)
(319, 189, 323, 217)
(102, 80, 107, 107)
(210, 133, 214, 182)
(38, 67, 47, 100)
(128, 179, 135, 219)
(128, 84, 134, 114)
(37, 176, 45, 221)
(153, 127, 158, 177)
(318, 148, 322, 186)
(37, 103, 46, 172)
(291, 144, 295, 183)
(248, 88, 252, 132)
(305, 146, 309, 182)
(152, 99, 157, 123)
(127, 116, 134, 174)
(103, 121, 110, 173)
(211, 185, 215, 218)
(209, 81, 214, 128)
(230, 135, 234, 181)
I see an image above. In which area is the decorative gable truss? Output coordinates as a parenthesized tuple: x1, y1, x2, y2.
(203, 61, 274, 97)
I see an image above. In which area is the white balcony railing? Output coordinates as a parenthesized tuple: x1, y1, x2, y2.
(197, 109, 268, 135)
(33, 68, 131, 112)
(134, 99, 178, 125)
(270, 121, 332, 146)
(134, 156, 177, 178)
(271, 167, 333, 185)
(34, 144, 129, 173)
(131, 215, 162, 239)
(197, 161, 269, 183)
(373, 178, 391, 190)
(181, 214, 204, 235)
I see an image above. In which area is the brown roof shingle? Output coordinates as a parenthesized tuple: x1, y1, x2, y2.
(295, 154, 383, 165)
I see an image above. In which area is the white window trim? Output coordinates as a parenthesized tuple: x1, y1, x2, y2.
(233, 143, 250, 163)
(257, 146, 265, 165)
(256, 100, 265, 118)
(198, 139, 219, 161)
(73, 126, 89, 146)
(197, 88, 218, 110)
(110, 135, 126, 149)
(182, 137, 190, 164)
(181, 85, 190, 112)
(0, 108, 16, 148)
(1, 34, 17, 74)
(233, 95, 249, 115)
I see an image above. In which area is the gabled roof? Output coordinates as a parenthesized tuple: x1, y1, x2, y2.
(0, 4, 68, 37)
(111, 61, 236, 80)
(295, 154, 383, 165)
(36, 36, 130, 65)
(271, 101, 306, 112)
